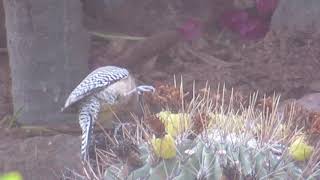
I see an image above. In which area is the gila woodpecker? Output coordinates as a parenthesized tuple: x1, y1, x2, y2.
(62, 66, 155, 161)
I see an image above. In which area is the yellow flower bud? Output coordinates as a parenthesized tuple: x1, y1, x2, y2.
(289, 136, 314, 161)
(157, 111, 189, 137)
(151, 134, 176, 159)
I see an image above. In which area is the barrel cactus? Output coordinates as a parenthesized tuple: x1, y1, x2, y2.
(103, 86, 320, 180)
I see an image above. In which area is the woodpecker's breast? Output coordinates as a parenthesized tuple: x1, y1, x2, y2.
(97, 74, 137, 112)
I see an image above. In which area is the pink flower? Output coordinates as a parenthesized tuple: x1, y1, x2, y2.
(256, 0, 279, 18)
(219, 9, 269, 40)
(177, 18, 202, 41)
(219, 10, 250, 32)
(238, 16, 269, 39)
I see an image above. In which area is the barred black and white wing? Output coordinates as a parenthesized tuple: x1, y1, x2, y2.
(63, 66, 129, 110)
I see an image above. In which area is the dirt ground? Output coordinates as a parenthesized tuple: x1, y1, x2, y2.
(1, 0, 320, 179)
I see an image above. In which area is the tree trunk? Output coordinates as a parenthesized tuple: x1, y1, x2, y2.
(0, 0, 6, 47)
(3, 0, 89, 124)
(0, 0, 12, 120)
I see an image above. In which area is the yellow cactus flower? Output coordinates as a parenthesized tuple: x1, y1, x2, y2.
(157, 111, 190, 137)
(151, 134, 176, 159)
(0, 171, 23, 180)
(289, 135, 314, 161)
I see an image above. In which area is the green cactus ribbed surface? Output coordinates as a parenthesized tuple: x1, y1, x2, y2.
(103, 90, 319, 180)
(104, 128, 317, 180)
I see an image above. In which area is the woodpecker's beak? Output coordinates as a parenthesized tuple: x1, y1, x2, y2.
(136, 85, 155, 95)
(125, 85, 155, 96)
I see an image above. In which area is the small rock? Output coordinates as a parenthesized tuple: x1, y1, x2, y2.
(308, 80, 320, 92)
(296, 93, 320, 112)
(271, 0, 320, 34)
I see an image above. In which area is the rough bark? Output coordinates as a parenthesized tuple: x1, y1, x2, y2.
(3, 0, 89, 124)
(0, 0, 5, 47)
(0, 53, 12, 119)
(0, 0, 12, 119)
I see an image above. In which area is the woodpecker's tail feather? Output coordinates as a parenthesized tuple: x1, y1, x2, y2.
(79, 97, 100, 162)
